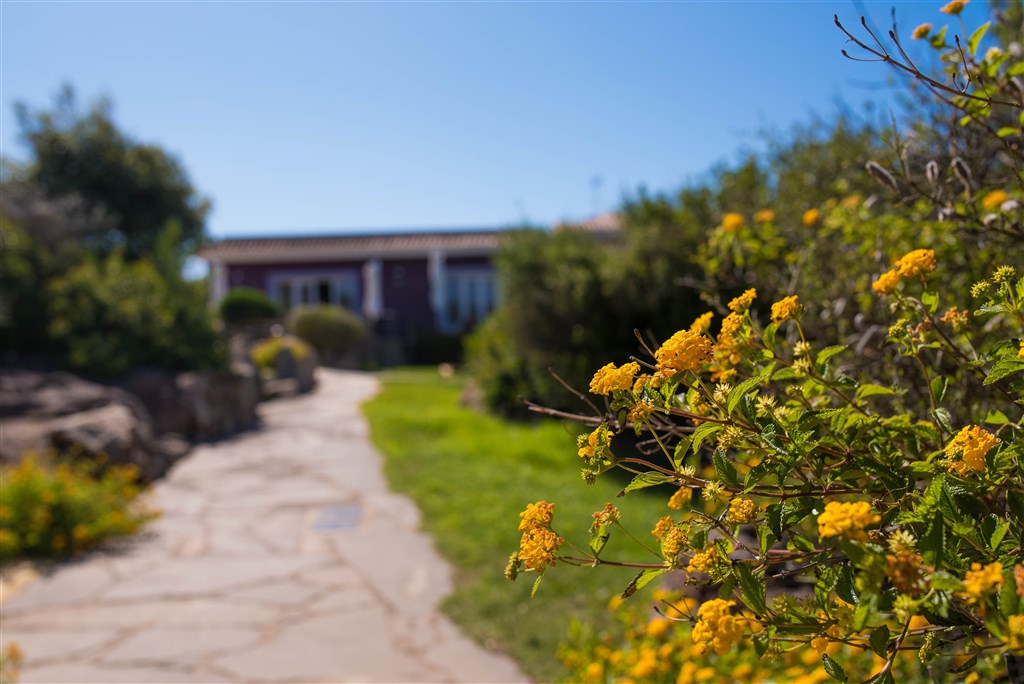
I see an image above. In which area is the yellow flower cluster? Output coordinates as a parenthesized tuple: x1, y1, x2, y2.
(722, 212, 745, 233)
(872, 269, 902, 295)
(691, 599, 745, 656)
(577, 424, 611, 461)
(770, 295, 800, 323)
(661, 525, 687, 562)
(590, 361, 640, 395)
(668, 486, 693, 510)
(912, 23, 932, 39)
(687, 544, 718, 573)
(728, 288, 757, 313)
(981, 189, 1009, 210)
(896, 249, 937, 279)
(961, 561, 1003, 604)
(802, 208, 821, 226)
(591, 502, 620, 530)
(754, 208, 775, 223)
(945, 425, 999, 476)
(518, 500, 555, 531)
(817, 501, 880, 542)
(689, 311, 714, 334)
(873, 248, 937, 296)
(516, 501, 563, 572)
(725, 498, 758, 524)
(1008, 614, 1024, 653)
(940, 0, 968, 15)
(652, 515, 674, 539)
(655, 328, 713, 378)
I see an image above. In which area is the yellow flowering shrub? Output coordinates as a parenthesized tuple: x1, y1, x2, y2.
(589, 361, 641, 396)
(721, 212, 745, 233)
(0, 454, 156, 559)
(505, 5, 1024, 683)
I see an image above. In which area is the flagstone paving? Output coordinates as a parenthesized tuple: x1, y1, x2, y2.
(1, 369, 527, 684)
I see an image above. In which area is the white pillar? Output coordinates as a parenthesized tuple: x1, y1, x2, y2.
(427, 249, 446, 329)
(209, 260, 228, 308)
(362, 259, 382, 321)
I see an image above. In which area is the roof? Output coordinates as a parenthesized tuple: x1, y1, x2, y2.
(198, 229, 505, 264)
(555, 212, 623, 234)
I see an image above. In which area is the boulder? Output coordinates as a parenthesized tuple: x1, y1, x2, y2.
(0, 370, 177, 480)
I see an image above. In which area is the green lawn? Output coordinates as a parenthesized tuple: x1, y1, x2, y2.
(362, 368, 669, 682)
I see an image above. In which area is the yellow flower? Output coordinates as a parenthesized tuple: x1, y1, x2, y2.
(655, 329, 713, 378)
(802, 208, 821, 226)
(940, 0, 967, 15)
(646, 617, 671, 638)
(652, 515, 675, 539)
(668, 486, 693, 510)
(591, 502, 620, 530)
(895, 249, 937, 279)
(518, 526, 563, 571)
(945, 425, 999, 476)
(691, 598, 745, 656)
(689, 311, 714, 334)
(725, 498, 758, 524)
(632, 646, 659, 678)
(578, 424, 611, 460)
(661, 525, 687, 561)
(754, 208, 775, 223)
(872, 268, 902, 295)
(841, 194, 862, 209)
(817, 501, 880, 542)
(912, 23, 932, 39)
(628, 400, 653, 423)
(583, 662, 604, 681)
(961, 562, 1003, 604)
(728, 288, 757, 313)
(590, 361, 640, 395)
(1008, 614, 1024, 653)
(981, 189, 1009, 210)
(722, 212, 745, 233)
(687, 544, 718, 573)
(518, 500, 555, 532)
(770, 295, 801, 323)
(1019, 340, 1024, 359)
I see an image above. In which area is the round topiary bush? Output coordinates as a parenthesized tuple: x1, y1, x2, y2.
(218, 287, 281, 327)
(285, 305, 366, 364)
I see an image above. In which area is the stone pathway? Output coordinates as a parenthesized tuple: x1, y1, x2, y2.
(1, 370, 527, 684)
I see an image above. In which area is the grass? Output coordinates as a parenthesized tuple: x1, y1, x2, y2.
(362, 368, 670, 682)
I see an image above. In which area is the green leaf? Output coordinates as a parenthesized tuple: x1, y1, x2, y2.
(930, 375, 949, 404)
(999, 570, 1020, 617)
(921, 513, 946, 568)
(929, 571, 963, 592)
(921, 290, 940, 315)
(713, 451, 739, 487)
(967, 21, 990, 56)
(815, 345, 847, 367)
(869, 625, 890, 659)
(620, 567, 668, 598)
(985, 356, 1024, 384)
(589, 532, 609, 556)
(855, 384, 895, 400)
(997, 126, 1022, 138)
(949, 654, 978, 674)
(1011, 61, 1024, 77)
(531, 574, 544, 597)
(990, 521, 1010, 551)
(671, 437, 691, 469)
(822, 653, 847, 682)
(690, 421, 722, 455)
(618, 472, 670, 497)
(734, 562, 767, 616)
(932, 408, 953, 435)
(727, 373, 767, 415)
(766, 504, 783, 540)
(835, 565, 860, 605)
(983, 409, 1010, 426)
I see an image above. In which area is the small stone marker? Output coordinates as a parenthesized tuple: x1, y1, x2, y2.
(314, 505, 362, 530)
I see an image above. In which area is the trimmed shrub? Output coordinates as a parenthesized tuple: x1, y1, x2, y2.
(218, 287, 281, 326)
(250, 335, 311, 374)
(286, 305, 366, 362)
(0, 454, 157, 559)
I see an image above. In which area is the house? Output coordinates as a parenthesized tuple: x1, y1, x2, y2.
(198, 229, 503, 358)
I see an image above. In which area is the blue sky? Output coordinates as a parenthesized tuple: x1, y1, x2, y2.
(0, 1, 992, 239)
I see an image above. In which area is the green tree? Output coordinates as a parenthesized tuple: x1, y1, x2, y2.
(10, 85, 210, 259)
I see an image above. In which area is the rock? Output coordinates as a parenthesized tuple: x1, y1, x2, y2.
(123, 366, 260, 442)
(0, 370, 176, 480)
